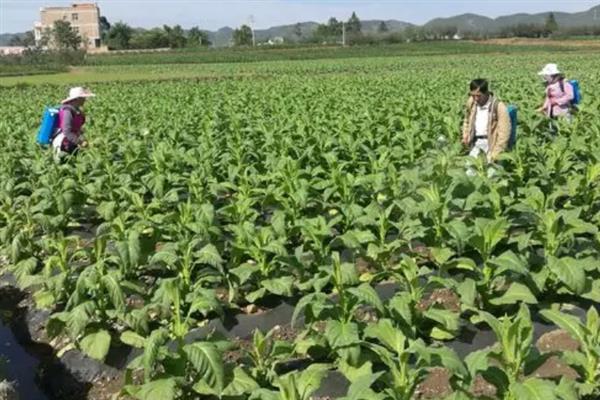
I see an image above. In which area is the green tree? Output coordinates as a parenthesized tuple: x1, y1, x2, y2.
(129, 28, 169, 49)
(346, 12, 362, 35)
(99, 16, 111, 40)
(9, 31, 35, 47)
(313, 17, 342, 42)
(187, 27, 211, 47)
(52, 20, 81, 50)
(294, 23, 303, 39)
(106, 22, 133, 50)
(233, 25, 253, 46)
(327, 17, 342, 36)
(378, 21, 389, 34)
(545, 12, 559, 34)
(163, 25, 187, 48)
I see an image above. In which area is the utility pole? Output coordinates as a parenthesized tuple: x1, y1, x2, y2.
(249, 15, 256, 47)
(342, 21, 346, 47)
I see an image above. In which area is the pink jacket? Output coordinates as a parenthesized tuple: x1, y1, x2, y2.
(543, 79, 574, 118)
(57, 105, 86, 150)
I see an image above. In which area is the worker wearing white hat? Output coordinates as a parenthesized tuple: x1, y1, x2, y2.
(537, 63, 574, 119)
(52, 87, 95, 161)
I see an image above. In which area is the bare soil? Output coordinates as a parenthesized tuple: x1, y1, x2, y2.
(471, 374, 497, 398)
(536, 329, 580, 353)
(530, 355, 579, 381)
(417, 288, 461, 313)
(482, 38, 600, 48)
(271, 324, 299, 342)
(415, 367, 452, 399)
(223, 338, 251, 365)
(87, 374, 126, 400)
(356, 257, 377, 275)
(242, 303, 269, 315)
(355, 306, 379, 324)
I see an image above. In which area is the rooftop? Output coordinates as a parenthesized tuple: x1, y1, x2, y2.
(41, 3, 98, 11)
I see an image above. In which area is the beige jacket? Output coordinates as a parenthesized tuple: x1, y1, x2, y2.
(462, 95, 511, 162)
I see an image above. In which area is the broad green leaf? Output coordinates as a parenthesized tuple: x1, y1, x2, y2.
(96, 201, 116, 221)
(509, 378, 557, 400)
(489, 282, 538, 305)
(548, 257, 586, 295)
(196, 243, 223, 267)
(430, 247, 454, 265)
(246, 287, 267, 303)
(325, 320, 360, 349)
(127, 378, 179, 400)
(183, 342, 225, 394)
(150, 250, 178, 266)
(428, 346, 467, 377)
(556, 377, 578, 400)
(79, 329, 111, 361)
(464, 348, 490, 377)
(337, 230, 376, 249)
(66, 301, 95, 339)
(291, 292, 329, 327)
(423, 308, 460, 332)
(539, 310, 587, 347)
(489, 250, 528, 275)
(387, 294, 413, 325)
(33, 290, 55, 309)
(120, 331, 146, 348)
(101, 272, 125, 311)
(586, 306, 599, 333)
(128, 230, 141, 268)
(249, 389, 280, 400)
(229, 262, 259, 284)
(262, 276, 294, 297)
(562, 350, 587, 369)
(188, 290, 222, 318)
(582, 279, 600, 302)
(338, 360, 374, 382)
(296, 363, 330, 399)
(456, 278, 476, 308)
(364, 319, 405, 354)
(143, 328, 169, 381)
(222, 366, 259, 396)
(347, 283, 384, 313)
(342, 372, 385, 400)
(429, 327, 456, 340)
(448, 257, 477, 271)
(477, 311, 503, 341)
(341, 262, 360, 286)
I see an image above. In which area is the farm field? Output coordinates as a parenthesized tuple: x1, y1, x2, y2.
(1, 49, 600, 400)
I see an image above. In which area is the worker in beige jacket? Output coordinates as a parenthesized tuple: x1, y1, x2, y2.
(461, 79, 511, 164)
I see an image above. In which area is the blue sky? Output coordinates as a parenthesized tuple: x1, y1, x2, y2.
(1, 0, 598, 33)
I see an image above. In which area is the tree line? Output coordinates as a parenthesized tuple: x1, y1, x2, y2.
(7, 11, 600, 51)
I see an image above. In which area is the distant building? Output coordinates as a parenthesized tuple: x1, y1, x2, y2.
(267, 36, 284, 45)
(34, 3, 102, 49)
(0, 46, 27, 56)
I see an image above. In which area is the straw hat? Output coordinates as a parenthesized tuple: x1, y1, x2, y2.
(61, 87, 95, 104)
(538, 63, 561, 76)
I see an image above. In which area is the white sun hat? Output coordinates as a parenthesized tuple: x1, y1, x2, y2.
(538, 63, 561, 76)
(61, 87, 96, 104)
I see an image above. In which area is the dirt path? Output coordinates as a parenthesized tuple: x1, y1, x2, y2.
(482, 37, 600, 48)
